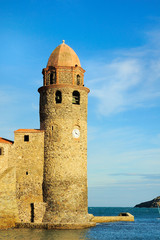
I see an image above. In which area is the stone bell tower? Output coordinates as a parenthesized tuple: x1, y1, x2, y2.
(38, 41, 94, 228)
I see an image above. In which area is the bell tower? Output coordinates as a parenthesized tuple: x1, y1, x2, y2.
(38, 41, 94, 227)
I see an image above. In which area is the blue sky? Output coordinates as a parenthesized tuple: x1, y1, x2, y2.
(1, 0, 160, 207)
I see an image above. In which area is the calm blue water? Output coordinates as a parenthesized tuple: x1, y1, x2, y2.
(1, 207, 160, 240)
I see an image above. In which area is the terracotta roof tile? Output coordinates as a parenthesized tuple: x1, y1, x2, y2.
(14, 129, 44, 133)
(47, 42, 81, 67)
(0, 137, 13, 144)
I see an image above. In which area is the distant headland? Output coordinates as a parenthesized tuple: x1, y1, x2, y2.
(134, 196, 160, 208)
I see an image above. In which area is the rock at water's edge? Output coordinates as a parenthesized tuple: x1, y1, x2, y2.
(134, 196, 160, 208)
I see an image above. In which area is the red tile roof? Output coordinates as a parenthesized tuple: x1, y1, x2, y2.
(14, 129, 44, 133)
(0, 137, 13, 144)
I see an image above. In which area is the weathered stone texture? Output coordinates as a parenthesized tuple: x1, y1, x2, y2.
(73, 68, 84, 86)
(13, 131, 44, 223)
(58, 69, 73, 84)
(42, 66, 84, 87)
(0, 167, 19, 229)
(92, 213, 134, 223)
(39, 84, 90, 224)
(16, 221, 96, 230)
(0, 142, 12, 174)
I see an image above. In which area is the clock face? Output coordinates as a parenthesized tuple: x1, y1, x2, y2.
(72, 129, 80, 138)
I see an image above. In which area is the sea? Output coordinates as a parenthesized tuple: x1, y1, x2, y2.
(1, 207, 160, 240)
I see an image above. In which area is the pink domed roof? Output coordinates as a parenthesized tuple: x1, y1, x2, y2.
(47, 41, 81, 67)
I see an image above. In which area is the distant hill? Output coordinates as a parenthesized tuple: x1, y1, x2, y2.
(134, 196, 160, 208)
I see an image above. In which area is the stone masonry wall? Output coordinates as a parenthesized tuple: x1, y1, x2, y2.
(39, 85, 90, 224)
(58, 69, 73, 84)
(0, 167, 19, 229)
(43, 66, 84, 86)
(0, 142, 12, 175)
(13, 130, 45, 223)
(73, 68, 84, 86)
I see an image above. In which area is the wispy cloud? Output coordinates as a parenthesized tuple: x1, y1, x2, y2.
(85, 30, 160, 116)
(110, 173, 160, 180)
(88, 127, 160, 187)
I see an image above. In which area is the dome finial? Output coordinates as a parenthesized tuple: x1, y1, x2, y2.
(62, 40, 65, 44)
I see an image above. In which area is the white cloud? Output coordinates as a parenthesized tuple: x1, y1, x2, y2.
(85, 31, 160, 116)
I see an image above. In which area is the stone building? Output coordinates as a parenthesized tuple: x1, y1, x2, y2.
(0, 41, 95, 229)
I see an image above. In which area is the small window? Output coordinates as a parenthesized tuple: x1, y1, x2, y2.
(50, 72, 56, 84)
(72, 91, 80, 105)
(77, 75, 80, 85)
(51, 126, 53, 137)
(55, 90, 62, 104)
(24, 135, 29, 142)
(26, 171, 28, 175)
(0, 148, 4, 155)
(30, 203, 34, 223)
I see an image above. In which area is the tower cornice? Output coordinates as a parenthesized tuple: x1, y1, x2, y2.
(38, 84, 90, 93)
(43, 66, 85, 73)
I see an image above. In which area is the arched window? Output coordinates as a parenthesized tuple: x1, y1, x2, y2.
(77, 75, 80, 85)
(72, 91, 80, 105)
(55, 90, 62, 104)
(50, 72, 56, 84)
